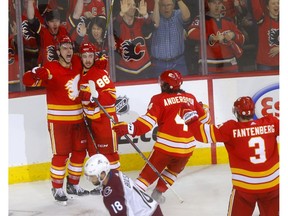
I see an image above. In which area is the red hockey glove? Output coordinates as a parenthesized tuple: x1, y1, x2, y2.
(80, 91, 92, 104)
(112, 122, 135, 137)
(181, 103, 199, 125)
(32, 67, 51, 80)
(95, 55, 108, 70)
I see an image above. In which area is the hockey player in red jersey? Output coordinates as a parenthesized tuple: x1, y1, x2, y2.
(84, 154, 164, 216)
(78, 42, 120, 192)
(22, 35, 89, 205)
(112, 70, 211, 204)
(181, 96, 279, 216)
(79, 15, 111, 73)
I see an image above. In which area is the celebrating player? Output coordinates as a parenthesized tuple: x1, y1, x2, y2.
(84, 154, 164, 215)
(181, 96, 279, 215)
(78, 42, 120, 194)
(22, 35, 89, 205)
(112, 69, 210, 204)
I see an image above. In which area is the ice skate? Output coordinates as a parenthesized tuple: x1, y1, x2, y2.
(52, 188, 68, 206)
(151, 188, 166, 204)
(90, 187, 102, 195)
(66, 179, 89, 196)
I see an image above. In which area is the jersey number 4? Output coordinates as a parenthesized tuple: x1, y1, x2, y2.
(175, 114, 188, 131)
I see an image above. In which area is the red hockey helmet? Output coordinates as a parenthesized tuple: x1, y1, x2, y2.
(79, 43, 96, 54)
(233, 96, 255, 119)
(56, 35, 73, 50)
(159, 70, 183, 90)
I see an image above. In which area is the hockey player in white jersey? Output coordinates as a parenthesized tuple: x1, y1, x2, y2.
(84, 154, 164, 216)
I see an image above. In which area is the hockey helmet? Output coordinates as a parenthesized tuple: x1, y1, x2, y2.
(233, 96, 255, 119)
(79, 43, 96, 54)
(56, 35, 73, 50)
(159, 70, 183, 90)
(84, 154, 110, 180)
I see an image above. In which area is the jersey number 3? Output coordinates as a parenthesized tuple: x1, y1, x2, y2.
(249, 137, 267, 164)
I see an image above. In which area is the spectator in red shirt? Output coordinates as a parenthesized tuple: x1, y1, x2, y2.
(113, 0, 154, 81)
(251, 0, 279, 71)
(26, 0, 84, 66)
(188, 0, 245, 73)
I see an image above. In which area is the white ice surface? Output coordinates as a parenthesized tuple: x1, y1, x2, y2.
(9, 164, 260, 216)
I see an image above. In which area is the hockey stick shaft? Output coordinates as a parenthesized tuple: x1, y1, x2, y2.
(83, 112, 99, 153)
(101, 0, 115, 51)
(88, 80, 184, 203)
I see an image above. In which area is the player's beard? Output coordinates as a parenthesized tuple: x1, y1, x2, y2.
(83, 61, 93, 70)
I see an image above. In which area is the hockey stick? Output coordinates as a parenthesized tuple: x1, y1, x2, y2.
(88, 80, 184, 203)
(101, 0, 115, 51)
(83, 112, 99, 153)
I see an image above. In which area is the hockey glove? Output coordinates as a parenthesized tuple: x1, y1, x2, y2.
(88, 80, 99, 102)
(112, 122, 135, 137)
(80, 91, 93, 105)
(32, 66, 52, 80)
(181, 103, 199, 125)
(95, 52, 108, 70)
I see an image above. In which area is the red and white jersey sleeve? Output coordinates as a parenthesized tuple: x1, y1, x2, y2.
(103, 170, 159, 216)
(133, 92, 209, 157)
(189, 115, 279, 193)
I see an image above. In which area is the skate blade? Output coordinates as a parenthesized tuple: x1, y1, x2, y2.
(55, 200, 67, 206)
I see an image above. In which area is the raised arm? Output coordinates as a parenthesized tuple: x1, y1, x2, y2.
(251, 0, 264, 23)
(177, 0, 190, 22)
(72, 0, 84, 20)
(27, 0, 35, 21)
(152, 0, 160, 28)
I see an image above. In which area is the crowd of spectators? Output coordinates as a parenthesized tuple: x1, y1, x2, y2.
(9, 0, 279, 91)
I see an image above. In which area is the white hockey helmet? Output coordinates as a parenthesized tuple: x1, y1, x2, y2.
(84, 154, 110, 178)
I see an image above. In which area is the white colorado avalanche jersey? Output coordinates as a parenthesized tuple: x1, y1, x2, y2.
(102, 170, 159, 216)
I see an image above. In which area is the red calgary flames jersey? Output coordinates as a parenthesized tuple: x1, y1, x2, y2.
(133, 92, 210, 157)
(22, 56, 83, 124)
(188, 15, 245, 73)
(79, 66, 117, 120)
(251, 0, 279, 67)
(190, 115, 279, 193)
(114, 15, 153, 74)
